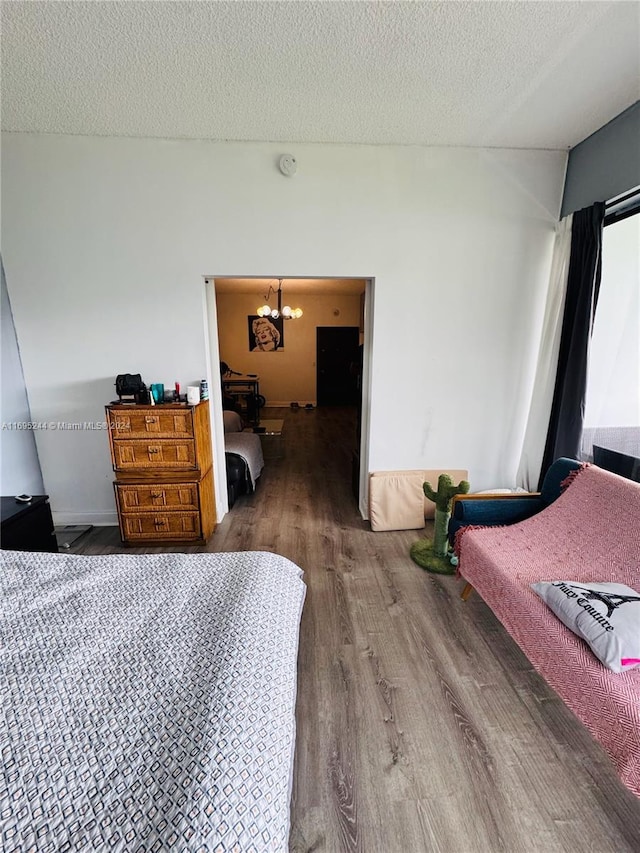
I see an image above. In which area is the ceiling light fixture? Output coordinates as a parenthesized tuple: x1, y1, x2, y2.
(257, 279, 303, 320)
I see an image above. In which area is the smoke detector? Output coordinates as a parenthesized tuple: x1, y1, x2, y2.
(279, 154, 297, 177)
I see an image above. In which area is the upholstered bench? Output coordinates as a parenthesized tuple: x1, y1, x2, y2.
(456, 463, 640, 797)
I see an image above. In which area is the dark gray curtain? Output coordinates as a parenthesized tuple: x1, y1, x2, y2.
(538, 202, 605, 486)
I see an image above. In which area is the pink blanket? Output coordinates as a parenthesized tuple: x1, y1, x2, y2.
(458, 464, 640, 797)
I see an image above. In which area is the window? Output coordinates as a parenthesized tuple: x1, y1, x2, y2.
(581, 209, 640, 475)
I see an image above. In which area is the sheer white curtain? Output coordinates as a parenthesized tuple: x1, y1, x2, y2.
(517, 215, 573, 490)
(581, 213, 640, 461)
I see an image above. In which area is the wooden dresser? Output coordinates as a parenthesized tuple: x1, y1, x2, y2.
(106, 402, 216, 545)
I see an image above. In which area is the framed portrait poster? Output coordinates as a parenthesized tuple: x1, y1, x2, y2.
(248, 315, 284, 351)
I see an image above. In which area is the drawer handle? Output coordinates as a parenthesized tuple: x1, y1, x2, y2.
(151, 492, 163, 499)
(145, 416, 157, 424)
(148, 447, 160, 454)
(154, 519, 166, 527)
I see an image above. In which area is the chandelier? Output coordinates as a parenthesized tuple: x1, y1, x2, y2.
(257, 279, 303, 320)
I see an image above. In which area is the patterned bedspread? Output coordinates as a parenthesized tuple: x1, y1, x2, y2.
(1, 549, 306, 851)
(458, 465, 640, 797)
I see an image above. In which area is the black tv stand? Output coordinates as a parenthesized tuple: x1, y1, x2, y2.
(593, 446, 640, 483)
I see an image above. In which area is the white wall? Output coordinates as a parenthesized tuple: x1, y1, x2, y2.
(1, 258, 45, 496)
(1, 134, 566, 523)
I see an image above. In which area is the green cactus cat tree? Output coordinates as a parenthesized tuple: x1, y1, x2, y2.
(410, 473, 470, 573)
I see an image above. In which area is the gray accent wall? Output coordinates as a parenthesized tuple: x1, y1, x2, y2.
(1, 257, 45, 495)
(561, 101, 640, 217)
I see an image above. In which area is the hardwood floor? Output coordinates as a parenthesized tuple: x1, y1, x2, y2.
(74, 406, 640, 852)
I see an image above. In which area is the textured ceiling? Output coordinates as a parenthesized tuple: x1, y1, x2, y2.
(2, 1, 639, 149)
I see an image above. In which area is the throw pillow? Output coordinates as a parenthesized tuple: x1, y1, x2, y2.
(223, 410, 243, 433)
(531, 580, 640, 673)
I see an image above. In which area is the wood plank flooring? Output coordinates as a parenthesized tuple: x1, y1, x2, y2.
(73, 406, 640, 852)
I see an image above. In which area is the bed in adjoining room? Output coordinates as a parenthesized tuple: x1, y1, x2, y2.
(1, 548, 306, 851)
(223, 410, 265, 506)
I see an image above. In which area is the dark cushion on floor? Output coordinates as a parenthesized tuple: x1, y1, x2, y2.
(225, 452, 252, 508)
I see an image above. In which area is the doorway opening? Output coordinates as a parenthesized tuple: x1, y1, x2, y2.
(203, 277, 374, 520)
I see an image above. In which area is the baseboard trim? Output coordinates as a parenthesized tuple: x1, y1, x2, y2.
(53, 511, 118, 527)
(267, 401, 317, 408)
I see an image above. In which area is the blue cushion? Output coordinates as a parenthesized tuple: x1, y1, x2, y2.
(539, 457, 581, 506)
(448, 497, 544, 546)
(452, 497, 544, 525)
(447, 458, 581, 547)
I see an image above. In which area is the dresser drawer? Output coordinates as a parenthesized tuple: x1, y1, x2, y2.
(120, 511, 201, 541)
(112, 439, 197, 470)
(116, 483, 199, 512)
(106, 401, 215, 546)
(108, 408, 194, 438)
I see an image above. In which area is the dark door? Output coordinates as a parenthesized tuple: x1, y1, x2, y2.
(316, 327, 361, 406)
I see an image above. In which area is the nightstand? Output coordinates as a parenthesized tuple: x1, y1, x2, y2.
(1, 495, 58, 552)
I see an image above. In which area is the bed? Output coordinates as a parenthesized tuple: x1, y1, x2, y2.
(1, 548, 306, 850)
(457, 464, 640, 797)
(223, 410, 264, 505)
